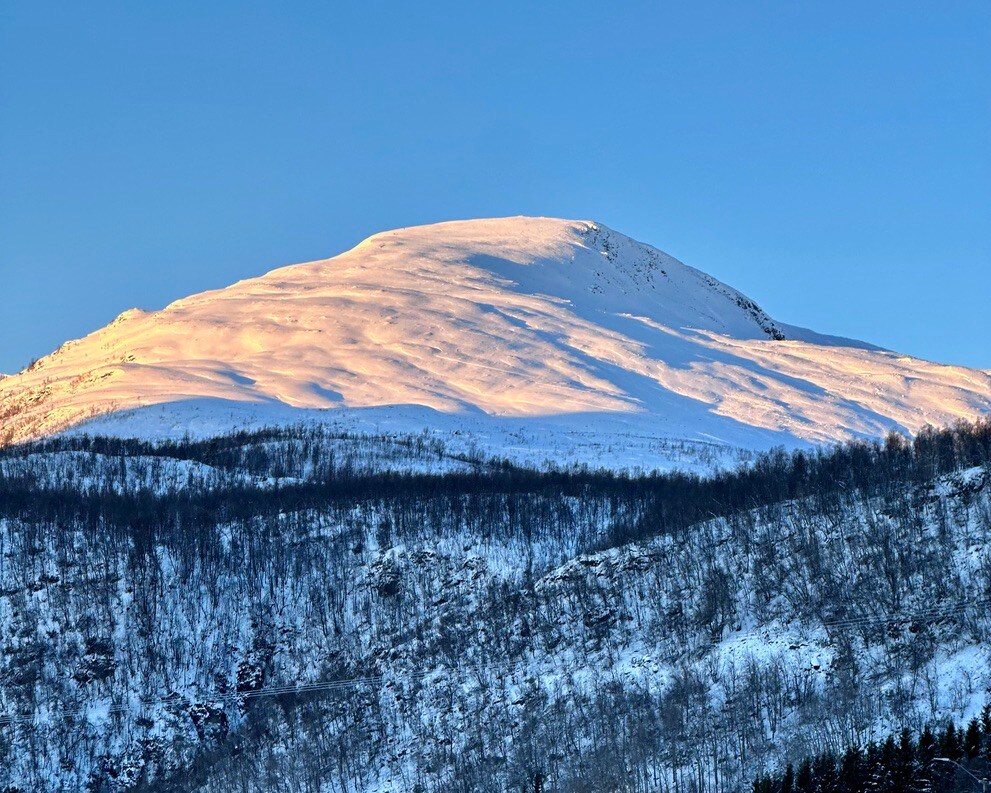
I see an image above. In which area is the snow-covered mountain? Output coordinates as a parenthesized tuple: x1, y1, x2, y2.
(3, 217, 989, 467)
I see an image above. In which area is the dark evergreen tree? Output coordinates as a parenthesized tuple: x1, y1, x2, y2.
(940, 721, 962, 762)
(780, 764, 795, 793)
(761, 716, 991, 793)
(965, 718, 983, 758)
(837, 746, 864, 793)
(796, 759, 814, 793)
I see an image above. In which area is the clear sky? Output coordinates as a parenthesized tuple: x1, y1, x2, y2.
(1, 2, 988, 374)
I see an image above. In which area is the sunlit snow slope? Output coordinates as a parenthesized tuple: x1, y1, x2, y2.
(2, 217, 989, 468)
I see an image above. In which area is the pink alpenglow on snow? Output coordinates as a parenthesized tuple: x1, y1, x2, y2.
(2, 217, 990, 469)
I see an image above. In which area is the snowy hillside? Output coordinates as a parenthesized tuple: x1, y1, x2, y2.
(2, 421, 990, 790)
(2, 217, 990, 469)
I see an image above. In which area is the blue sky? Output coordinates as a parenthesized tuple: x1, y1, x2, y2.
(1, 2, 988, 373)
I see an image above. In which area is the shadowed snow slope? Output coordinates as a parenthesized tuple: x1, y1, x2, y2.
(2, 217, 989, 467)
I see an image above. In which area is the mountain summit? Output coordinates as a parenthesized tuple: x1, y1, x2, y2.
(2, 217, 989, 467)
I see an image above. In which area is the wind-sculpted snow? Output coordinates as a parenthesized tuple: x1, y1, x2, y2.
(2, 217, 989, 466)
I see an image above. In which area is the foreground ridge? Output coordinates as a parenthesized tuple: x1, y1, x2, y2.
(1, 419, 990, 789)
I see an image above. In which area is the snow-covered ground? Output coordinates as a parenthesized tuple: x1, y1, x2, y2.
(2, 217, 989, 469)
(2, 437, 989, 791)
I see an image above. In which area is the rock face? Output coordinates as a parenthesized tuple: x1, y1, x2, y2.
(2, 217, 990, 467)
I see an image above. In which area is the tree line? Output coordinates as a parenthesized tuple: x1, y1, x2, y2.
(1, 418, 989, 556)
(754, 712, 991, 793)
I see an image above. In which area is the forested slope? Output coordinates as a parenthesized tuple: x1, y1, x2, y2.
(0, 420, 989, 791)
